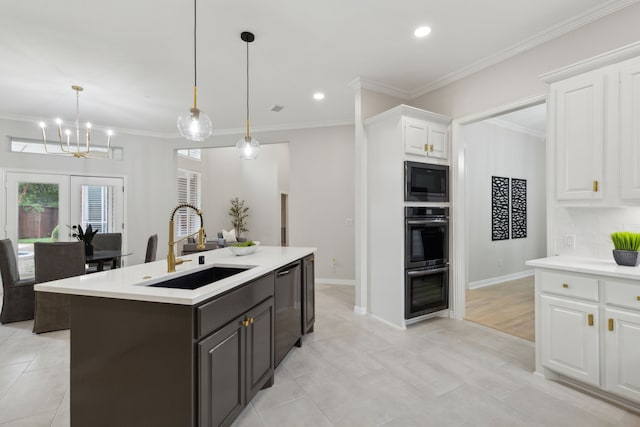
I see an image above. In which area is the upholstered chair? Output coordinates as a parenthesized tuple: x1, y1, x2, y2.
(145, 234, 158, 263)
(0, 239, 35, 324)
(91, 232, 123, 268)
(33, 241, 85, 333)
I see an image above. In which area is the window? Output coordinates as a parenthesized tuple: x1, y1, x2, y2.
(176, 169, 202, 237)
(9, 137, 123, 160)
(82, 185, 116, 233)
(177, 148, 201, 160)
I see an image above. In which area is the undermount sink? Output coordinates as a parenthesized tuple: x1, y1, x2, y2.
(149, 266, 252, 290)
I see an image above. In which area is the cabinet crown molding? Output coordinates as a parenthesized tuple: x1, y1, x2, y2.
(540, 40, 640, 84)
(364, 104, 451, 127)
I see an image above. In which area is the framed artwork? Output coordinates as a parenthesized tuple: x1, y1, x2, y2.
(491, 176, 509, 241)
(511, 178, 527, 239)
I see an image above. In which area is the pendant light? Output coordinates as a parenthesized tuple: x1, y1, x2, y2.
(235, 31, 260, 160)
(177, 0, 212, 141)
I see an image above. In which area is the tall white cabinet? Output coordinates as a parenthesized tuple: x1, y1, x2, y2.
(365, 105, 450, 329)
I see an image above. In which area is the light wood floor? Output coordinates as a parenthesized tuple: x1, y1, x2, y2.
(465, 276, 535, 342)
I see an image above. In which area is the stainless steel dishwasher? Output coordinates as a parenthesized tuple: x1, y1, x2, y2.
(274, 261, 302, 366)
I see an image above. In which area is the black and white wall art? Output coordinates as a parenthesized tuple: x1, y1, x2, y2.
(491, 176, 510, 241)
(511, 178, 527, 239)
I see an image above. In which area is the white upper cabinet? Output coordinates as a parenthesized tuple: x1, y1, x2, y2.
(543, 44, 640, 205)
(620, 58, 640, 200)
(552, 73, 605, 201)
(401, 109, 450, 160)
(404, 118, 429, 157)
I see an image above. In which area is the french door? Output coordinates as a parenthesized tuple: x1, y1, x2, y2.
(5, 172, 124, 278)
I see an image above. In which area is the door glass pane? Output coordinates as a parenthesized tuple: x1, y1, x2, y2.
(80, 185, 116, 232)
(17, 182, 60, 278)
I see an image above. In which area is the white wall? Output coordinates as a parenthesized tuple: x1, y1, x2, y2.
(199, 144, 289, 246)
(463, 121, 546, 285)
(288, 125, 355, 282)
(411, 3, 640, 119)
(0, 117, 176, 266)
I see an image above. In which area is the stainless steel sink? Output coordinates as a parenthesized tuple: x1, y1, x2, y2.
(149, 266, 252, 290)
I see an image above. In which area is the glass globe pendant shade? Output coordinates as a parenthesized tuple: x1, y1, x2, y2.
(177, 107, 212, 142)
(235, 135, 260, 160)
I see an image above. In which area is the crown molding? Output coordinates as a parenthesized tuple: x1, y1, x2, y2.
(0, 112, 354, 141)
(484, 117, 546, 139)
(411, 0, 640, 98)
(349, 77, 411, 100)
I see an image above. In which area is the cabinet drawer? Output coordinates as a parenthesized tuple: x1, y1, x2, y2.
(540, 270, 599, 301)
(197, 272, 274, 339)
(605, 279, 640, 310)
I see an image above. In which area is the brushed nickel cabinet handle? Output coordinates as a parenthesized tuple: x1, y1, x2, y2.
(588, 314, 594, 326)
(608, 318, 614, 332)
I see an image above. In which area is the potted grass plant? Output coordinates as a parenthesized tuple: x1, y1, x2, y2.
(611, 231, 640, 266)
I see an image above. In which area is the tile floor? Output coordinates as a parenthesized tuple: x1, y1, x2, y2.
(0, 284, 639, 426)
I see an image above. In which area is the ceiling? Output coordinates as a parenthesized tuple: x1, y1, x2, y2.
(0, 0, 632, 137)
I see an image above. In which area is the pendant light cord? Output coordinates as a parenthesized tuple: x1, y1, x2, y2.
(246, 39, 250, 137)
(193, 0, 197, 109)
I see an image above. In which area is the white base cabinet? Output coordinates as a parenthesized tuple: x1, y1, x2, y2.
(540, 294, 599, 386)
(532, 264, 640, 408)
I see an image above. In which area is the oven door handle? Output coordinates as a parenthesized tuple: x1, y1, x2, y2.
(407, 219, 448, 225)
(407, 266, 449, 276)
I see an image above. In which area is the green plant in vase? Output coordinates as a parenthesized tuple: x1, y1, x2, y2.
(611, 231, 640, 266)
(71, 224, 99, 255)
(228, 198, 249, 238)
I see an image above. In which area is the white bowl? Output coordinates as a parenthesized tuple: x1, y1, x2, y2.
(229, 242, 259, 256)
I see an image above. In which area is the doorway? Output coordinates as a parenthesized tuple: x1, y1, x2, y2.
(5, 172, 125, 278)
(451, 98, 547, 341)
(281, 193, 288, 246)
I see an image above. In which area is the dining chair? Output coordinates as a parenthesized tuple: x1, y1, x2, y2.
(91, 232, 122, 268)
(0, 239, 35, 324)
(145, 234, 158, 263)
(33, 241, 85, 334)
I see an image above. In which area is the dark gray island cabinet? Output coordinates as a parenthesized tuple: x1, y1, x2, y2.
(64, 251, 315, 427)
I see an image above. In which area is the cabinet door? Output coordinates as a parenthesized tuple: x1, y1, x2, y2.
(605, 307, 640, 403)
(427, 124, 448, 160)
(540, 294, 600, 386)
(553, 74, 604, 201)
(404, 118, 428, 157)
(620, 60, 640, 200)
(303, 255, 315, 334)
(199, 317, 245, 427)
(245, 298, 274, 402)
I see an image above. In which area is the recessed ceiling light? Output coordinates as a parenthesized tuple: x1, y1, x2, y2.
(414, 26, 431, 38)
(313, 92, 325, 101)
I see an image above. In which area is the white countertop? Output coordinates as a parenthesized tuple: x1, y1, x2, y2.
(526, 255, 640, 281)
(34, 246, 316, 305)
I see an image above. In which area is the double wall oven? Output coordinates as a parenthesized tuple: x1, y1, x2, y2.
(404, 207, 449, 319)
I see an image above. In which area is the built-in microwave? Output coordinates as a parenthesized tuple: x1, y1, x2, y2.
(404, 161, 449, 202)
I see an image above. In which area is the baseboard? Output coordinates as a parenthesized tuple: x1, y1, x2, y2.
(468, 270, 534, 290)
(368, 313, 406, 330)
(316, 278, 355, 286)
(353, 305, 367, 315)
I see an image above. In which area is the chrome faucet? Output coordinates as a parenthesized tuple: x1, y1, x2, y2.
(167, 203, 206, 272)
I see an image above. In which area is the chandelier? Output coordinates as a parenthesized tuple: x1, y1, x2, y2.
(38, 85, 113, 158)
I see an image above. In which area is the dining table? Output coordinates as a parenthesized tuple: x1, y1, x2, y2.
(85, 250, 132, 272)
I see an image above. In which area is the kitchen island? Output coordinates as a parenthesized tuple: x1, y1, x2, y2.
(35, 246, 316, 427)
